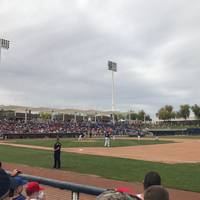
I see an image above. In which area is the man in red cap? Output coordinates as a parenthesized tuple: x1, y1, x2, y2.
(25, 182, 45, 200)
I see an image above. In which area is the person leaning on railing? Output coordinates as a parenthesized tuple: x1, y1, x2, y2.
(9, 176, 27, 200)
(0, 161, 28, 200)
(0, 168, 11, 200)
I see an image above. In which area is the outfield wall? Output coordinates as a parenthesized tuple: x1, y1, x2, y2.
(1, 128, 200, 139)
(150, 128, 200, 136)
(0, 132, 79, 139)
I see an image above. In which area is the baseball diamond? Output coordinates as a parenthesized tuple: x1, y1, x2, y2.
(0, 137, 200, 200)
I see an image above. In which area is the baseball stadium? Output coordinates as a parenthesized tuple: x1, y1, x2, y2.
(1, 1, 200, 200)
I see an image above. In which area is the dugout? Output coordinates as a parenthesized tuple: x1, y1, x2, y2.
(150, 128, 200, 136)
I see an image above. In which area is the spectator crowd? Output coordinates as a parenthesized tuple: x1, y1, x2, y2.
(0, 120, 140, 137)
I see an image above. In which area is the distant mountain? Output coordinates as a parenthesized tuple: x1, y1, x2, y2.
(0, 105, 116, 115)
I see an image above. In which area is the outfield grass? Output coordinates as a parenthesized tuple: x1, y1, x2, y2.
(0, 145, 199, 192)
(5, 138, 173, 147)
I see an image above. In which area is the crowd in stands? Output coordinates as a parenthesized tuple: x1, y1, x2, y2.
(0, 120, 139, 136)
(0, 161, 169, 200)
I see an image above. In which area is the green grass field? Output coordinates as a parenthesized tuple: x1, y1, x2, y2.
(5, 138, 172, 147)
(0, 142, 200, 193)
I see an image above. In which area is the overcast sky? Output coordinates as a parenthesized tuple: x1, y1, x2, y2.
(0, 0, 200, 116)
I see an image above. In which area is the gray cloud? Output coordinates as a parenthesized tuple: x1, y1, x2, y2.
(0, 0, 200, 117)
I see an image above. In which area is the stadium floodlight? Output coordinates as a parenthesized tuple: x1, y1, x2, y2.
(0, 38, 10, 62)
(108, 61, 117, 72)
(108, 60, 117, 124)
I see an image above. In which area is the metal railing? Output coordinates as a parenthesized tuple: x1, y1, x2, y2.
(18, 173, 106, 200)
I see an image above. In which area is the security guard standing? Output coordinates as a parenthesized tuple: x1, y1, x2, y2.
(53, 137, 61, 169)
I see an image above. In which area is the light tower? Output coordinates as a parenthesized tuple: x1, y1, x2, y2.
(0, 38, 10, 62)
(108, 60, 117, 124)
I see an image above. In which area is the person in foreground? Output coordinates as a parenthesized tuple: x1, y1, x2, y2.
(137, 171, 161, 200)
(144, 186, 169, 200)
(9, 176, 27, 200)
(96, 189, 141, 200)
(0, 168, 11, 200)
(0, 163, 27, 200)
(25, 182, 46, 200)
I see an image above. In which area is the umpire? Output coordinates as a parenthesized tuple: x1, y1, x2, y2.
(53, 137, 62, 169)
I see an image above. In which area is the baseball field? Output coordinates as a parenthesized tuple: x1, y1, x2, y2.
(1, 137, 200, 199)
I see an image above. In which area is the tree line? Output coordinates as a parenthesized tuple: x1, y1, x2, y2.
(118, 110, 152, 122)
(156, 104, 200, 120)
(39, 104, 200, 122)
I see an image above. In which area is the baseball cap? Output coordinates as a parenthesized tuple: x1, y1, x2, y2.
(26, 182, 44, 193)
(10, 176, 27, 189)
(0, 168, 11, 198)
